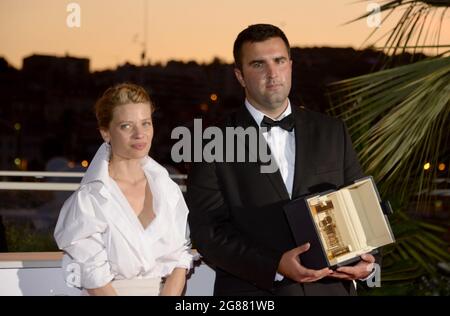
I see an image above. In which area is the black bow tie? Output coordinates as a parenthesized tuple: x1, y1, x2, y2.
(260, 114, 295, 132)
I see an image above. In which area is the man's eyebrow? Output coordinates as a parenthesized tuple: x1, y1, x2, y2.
(248, 56, 288, 65)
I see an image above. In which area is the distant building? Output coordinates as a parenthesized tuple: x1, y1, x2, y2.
(0, 48, 427, 171)
(23, 54, 89, 83)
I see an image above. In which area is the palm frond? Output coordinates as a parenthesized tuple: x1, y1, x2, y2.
(330, 57, 450, 201)
(348, 0, 450, 57)
(333, 1, 450, 295)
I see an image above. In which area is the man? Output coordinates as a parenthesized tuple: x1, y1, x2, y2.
(186, 24, 375, 296)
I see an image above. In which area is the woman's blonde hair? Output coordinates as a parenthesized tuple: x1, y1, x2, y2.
(94, 83, 154, 130)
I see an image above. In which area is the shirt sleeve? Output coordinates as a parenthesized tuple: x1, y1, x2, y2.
(54, 186, 115, 289)
(161, 242, 195, 272)
(159, 189, 196, 276)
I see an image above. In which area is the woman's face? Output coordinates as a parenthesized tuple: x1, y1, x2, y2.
(101, 102, 153, 160)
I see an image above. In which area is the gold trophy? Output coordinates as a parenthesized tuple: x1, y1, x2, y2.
(312, 200, 350, 260)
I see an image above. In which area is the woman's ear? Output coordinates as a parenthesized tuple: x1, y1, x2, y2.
(99, 129, 110, 144)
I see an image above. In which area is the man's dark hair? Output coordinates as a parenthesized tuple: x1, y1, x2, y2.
(233, 24, 291, 70)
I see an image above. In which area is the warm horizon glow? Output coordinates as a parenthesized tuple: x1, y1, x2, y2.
(1, 0, 449, 71)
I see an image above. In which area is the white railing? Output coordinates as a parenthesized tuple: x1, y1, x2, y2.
(0, 170, 214, 296)
(0, 171, 187, 192)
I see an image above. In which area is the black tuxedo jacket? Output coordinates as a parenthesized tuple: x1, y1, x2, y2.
(186, 105, 365, 296)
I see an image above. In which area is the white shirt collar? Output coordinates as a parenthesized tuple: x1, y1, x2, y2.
(245, 99, 292, 127)
(80, 142, 168, 186)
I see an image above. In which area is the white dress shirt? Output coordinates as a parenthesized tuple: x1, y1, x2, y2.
(54, 143, 194, 290)
(245, 99, 296, 282)
(245, 99, 296, 198)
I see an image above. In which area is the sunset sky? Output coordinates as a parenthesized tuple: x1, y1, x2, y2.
(1, 0, 449, 71)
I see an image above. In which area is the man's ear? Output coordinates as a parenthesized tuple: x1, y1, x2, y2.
(234, 68, 246, 88)
(99, 129, 110, 143)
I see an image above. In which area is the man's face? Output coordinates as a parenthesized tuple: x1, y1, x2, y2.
(235, 37, 292, 115)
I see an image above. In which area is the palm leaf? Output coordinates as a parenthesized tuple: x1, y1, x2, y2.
(414, 234, 450, 260)
(347, 0, 450, 58)
(330, 57, 450, 201)
(330, 0, 450, 295)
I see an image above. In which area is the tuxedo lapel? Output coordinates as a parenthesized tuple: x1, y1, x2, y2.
(292, 106, 312, 199)
(234, 107, 290, 200)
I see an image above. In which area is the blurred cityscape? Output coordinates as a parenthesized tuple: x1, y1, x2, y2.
(1, 46, 426, 173)
(0, 46, 448, 252)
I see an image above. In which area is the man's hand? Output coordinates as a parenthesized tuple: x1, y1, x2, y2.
(277, 243, 333, 283)
(329, 253, 375, 280)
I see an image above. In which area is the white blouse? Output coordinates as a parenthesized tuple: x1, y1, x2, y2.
(54, 143, 194, 290)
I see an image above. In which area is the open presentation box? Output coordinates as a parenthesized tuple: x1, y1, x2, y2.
(284, 177, 395, 269)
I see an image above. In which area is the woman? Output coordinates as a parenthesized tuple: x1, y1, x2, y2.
(54, 83, 193, 296)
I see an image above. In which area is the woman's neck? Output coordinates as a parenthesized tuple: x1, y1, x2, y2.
(108, 155, 145, 184)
